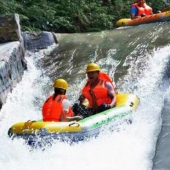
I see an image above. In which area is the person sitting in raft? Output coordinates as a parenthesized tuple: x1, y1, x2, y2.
(130, 0, 153, 19)
(72, 63, 116, 118)
(42, 78, 82, 122)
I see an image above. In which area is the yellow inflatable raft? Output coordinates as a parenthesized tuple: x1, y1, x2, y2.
(8, 93, 139, 146)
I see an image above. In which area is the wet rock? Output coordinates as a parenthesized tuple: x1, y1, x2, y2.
(22, 31, 58, 51)
(0, 14, 23, 43)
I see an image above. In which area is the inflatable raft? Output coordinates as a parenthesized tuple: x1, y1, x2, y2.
(8, 93, 139, 146)
(116, 10, 170, 27)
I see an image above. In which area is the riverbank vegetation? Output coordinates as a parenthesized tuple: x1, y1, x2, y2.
(0, 0, 167, 32)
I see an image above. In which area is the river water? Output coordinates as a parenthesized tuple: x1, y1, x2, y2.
(0, 22, 170, 170)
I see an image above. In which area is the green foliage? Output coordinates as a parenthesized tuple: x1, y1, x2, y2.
(148, 0, 167, 13)
(0, 0, 23, 14)
(0, 0, 168, 32)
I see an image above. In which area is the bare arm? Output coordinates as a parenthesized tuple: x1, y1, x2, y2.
(130, 6, 141, 20)
(60, 99, 83, 122)
(60, 99, 72, 122)
(78, 94, 86, 104)
(105, 82, 116, 107)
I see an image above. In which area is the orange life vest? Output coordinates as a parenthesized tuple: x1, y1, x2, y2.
(82, 72, 115, 109)
(132, 3, 152, 16)
(99, 72, 116, 93)
(42, 95, 73, 122)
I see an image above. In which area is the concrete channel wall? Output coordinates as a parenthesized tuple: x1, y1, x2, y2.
(0, 41, 27, 108)
(0, 14, 57, 109)
(0, 14, 26, 109)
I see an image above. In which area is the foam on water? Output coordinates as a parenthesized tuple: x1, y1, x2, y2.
(0, 46, 170, 170)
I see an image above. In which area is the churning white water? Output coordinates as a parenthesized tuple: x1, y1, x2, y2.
(0, 46, 170, 170)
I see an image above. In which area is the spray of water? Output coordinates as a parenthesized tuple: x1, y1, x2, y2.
(0, 46, 170, 170)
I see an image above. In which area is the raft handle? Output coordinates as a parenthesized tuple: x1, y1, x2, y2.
(69, 122, 80, 127)
(130, 102, 134, 107)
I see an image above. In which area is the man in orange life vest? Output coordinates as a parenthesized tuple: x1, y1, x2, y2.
(72, 63, 116, 118)
(42, 78, 82, 122)
(130, 0, 153, 19)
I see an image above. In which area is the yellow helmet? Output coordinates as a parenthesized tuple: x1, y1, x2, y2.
(86, 63, 100, 73)
(53, 78, 68, 90)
